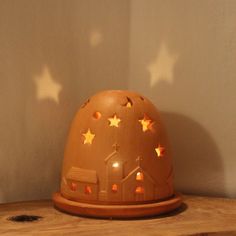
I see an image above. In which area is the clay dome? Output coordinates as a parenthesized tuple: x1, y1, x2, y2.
(53, 90, 182, 218)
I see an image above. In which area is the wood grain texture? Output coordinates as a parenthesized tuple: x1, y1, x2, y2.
(0, 195, 236, 236)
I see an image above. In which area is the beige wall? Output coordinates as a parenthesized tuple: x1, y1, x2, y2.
(129, 0, 236, 197)
(0, 0, 235, 203)
(0, 0, 129, 203)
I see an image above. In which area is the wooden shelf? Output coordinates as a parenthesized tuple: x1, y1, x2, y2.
(0, 195, 236, 235)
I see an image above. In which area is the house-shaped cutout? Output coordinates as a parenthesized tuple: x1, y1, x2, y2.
(122, 166, 157, 201)
(62, 167, 98, 201)
(104, 150, 124, 201)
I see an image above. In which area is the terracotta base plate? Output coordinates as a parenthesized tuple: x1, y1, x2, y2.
(53, 192, 182, 219)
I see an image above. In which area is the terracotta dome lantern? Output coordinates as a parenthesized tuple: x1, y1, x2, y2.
(53, 90, 182, 218)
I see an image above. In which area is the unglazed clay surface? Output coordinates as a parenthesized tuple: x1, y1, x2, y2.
(60, 90, 174, 204)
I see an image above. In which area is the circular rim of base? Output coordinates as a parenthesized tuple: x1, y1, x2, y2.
(53, 192, 182, 219)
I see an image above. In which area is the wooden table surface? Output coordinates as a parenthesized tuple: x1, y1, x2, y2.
(0, 195, 236, 236)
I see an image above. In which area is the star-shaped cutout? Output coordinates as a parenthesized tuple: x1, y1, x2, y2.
(155, 144, 165, 158)
(34, 66, 62, 104)
(108, 114, 121, 127)
(139, 115, 153, 132)
(147, 43, 178, 87)
(82, 129, 95, 144)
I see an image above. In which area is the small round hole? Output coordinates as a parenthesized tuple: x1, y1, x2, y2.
(93, 111, 101, 119)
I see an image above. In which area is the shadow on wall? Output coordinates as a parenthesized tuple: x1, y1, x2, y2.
(128, 0, 236, 196)
(162, 112, 225, 197)
(0, 0, 129, 203)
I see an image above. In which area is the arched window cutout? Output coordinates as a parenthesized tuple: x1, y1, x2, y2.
(136, 172, 144, 181)
(135, 186, 144, 194)
(84, 185, 92, 194)
(93, 111, 101, 119)
(70, 182, 77, 191)
(112, 162, 119, 168)
(112, 184, 118, 193)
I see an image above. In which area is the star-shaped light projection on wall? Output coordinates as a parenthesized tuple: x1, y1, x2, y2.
(34, 66, 62, 104)
(147, 43, 178, 87)
(108, 114, 121, 127)
(82, 129, 95, 144)
(89, 29, 103, 47)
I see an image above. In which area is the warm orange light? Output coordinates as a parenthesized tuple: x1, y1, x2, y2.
(155, 144, 165, 157)
(112, 162, 119, 168)
(82, 129, 95, 144)
(126, 102, 132, 108)
(84, 186, 92, 194)
(135, 186, 144, 194)
(125, 97, 133, 108)
(93, 111, 101, 119)
(70, 182, 77, 191)
(139, 115, 153, 132)
(112, 184, 118, 192)
(136, 172, 144, 181)
(108, 114, 121, 127)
